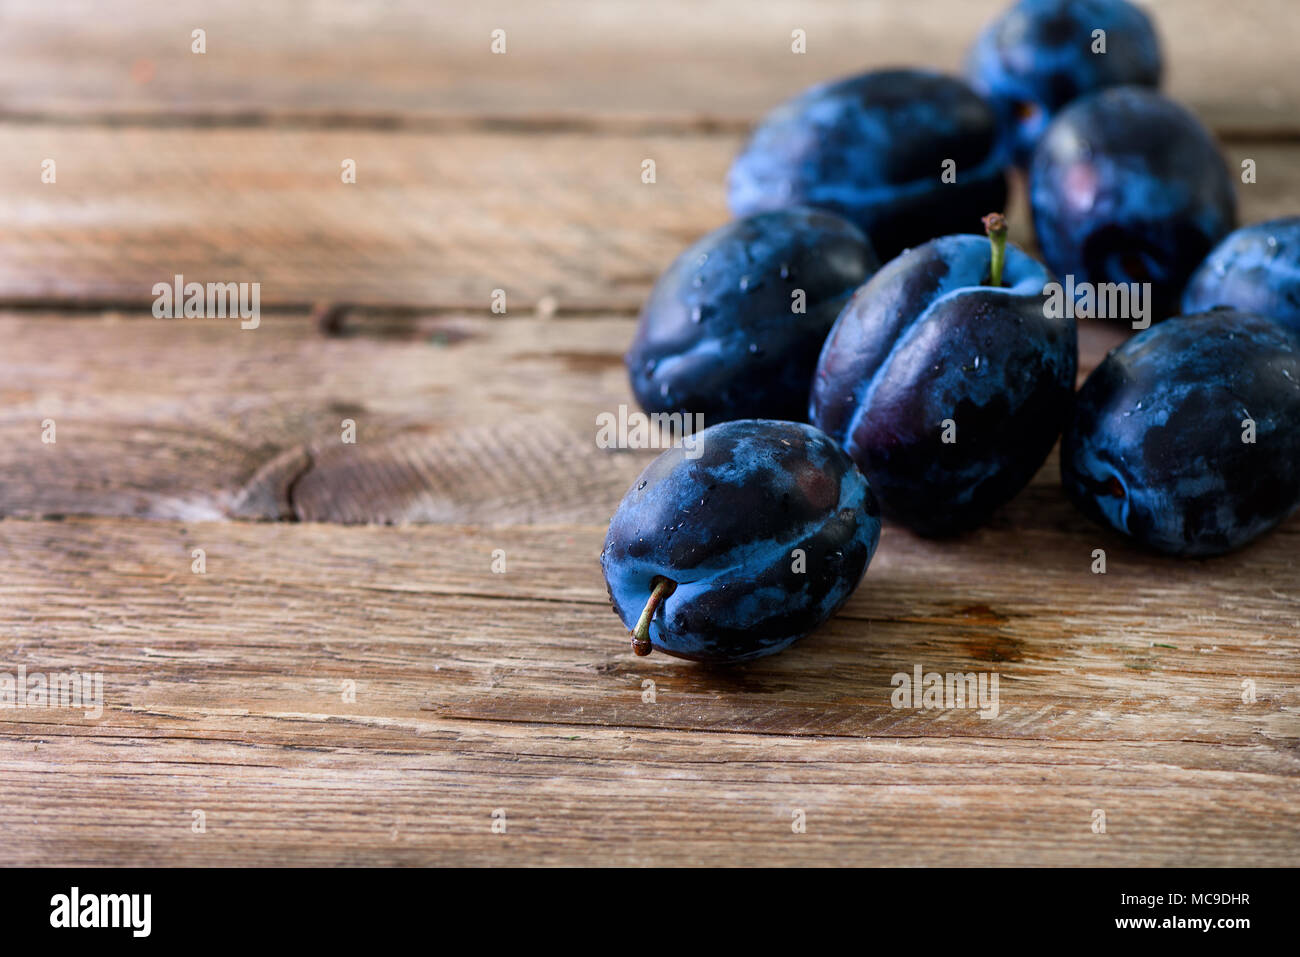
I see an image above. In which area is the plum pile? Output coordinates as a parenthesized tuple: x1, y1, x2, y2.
(602, 0, 1300, 663)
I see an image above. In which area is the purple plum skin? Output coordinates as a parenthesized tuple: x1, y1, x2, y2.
(1062, 310, 1300, 556)
(1182, 217, 1300, 336)
(967, 0, 1162, 166)
(726, 69, 1008, 261)
(1029, 87, 1236, 322)
(627, 208, 878, 424)
(601, 420, 881, 663)
(810, 235, 1076, 537)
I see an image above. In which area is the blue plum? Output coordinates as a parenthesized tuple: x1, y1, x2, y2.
(967, 0, 1161, 166)
(810, 227, 1076, 536)
(601, 419, 881, 663)
(627, 208, 878, 423)
(1062, 310, 1300, 556)
(727, 69, 1007, 260)
(1182, 217, 1300, 335)
(1029, 87, 1236, 321)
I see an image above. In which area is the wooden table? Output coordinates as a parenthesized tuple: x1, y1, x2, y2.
(1, 0, 1297, 866)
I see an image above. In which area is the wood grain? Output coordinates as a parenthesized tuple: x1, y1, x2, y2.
(1, 0, 1295, 137)
(0, 310, 1133, 523)
(0, 515, 1295, 865)
(1, 128, 1294, 312)
(3, 515, 1297, 744)
(3, 0, 1298, 869)
(3, 723, 1295, 866)
(0, 126, 729, 311)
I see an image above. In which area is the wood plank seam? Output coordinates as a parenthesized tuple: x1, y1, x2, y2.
(0, 109, 1297, 142)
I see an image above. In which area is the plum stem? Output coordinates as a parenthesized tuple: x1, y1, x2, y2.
(983, 212, 1007, 288)
(630, 577, 676, 656)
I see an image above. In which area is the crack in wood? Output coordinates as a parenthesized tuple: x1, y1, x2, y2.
(283, 449, 316, 523)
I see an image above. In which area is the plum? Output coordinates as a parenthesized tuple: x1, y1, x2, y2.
(810, 217, 1076, 536)
(627, 208, 878, 423)
(967, 0, 1162, 166)
(601, 419, 881, 663)
(1029, 86, 1236, 321)
(1182, 217, 1300, 335)
(727, 69, 1007, 260)
(1062, 309, 1300, 556)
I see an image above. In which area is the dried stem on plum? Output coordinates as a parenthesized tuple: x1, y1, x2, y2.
(630, 577, 676, 656)
(983, 212, 1008, 288)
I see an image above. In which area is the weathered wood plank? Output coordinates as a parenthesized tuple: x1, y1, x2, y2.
(0, 126, 728, 311)
(0, 311, 1131, 523)
(5, 0, 1297, 873)
(2, 721, 1295, 866)
(0, 0, 1293, 137)
(0, 515, 1295, 865)
(1, 128, 1292, 311)
(0, 312, 650, 521)
(0, 516, 1296, 745)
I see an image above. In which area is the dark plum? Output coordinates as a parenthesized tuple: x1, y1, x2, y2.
(1029, 87, 1236, 321)
(627, 208, 878, 423)
(967, 0, 1161, 166)
(1182, 217, 1300, 335)
(601, 419, 881, 663)
(1062, 310, 1300, 556)
(727, 69, 1007, 260)
(810, 220, 1076, 536)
